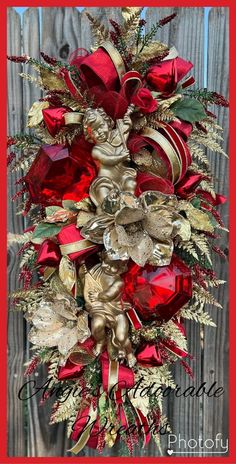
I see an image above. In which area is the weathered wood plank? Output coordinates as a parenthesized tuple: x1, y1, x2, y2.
(202, 7, 229, 455)
(145, 7, 205, 457)
(7, 6, 26, 457)
(22, 8, 41, 127)
(41, 7, 81, 60)
(145, 7, 205, 108)
(21, 8, 69, 457)
(80, 7, 122, 50)
(24, 8, 74, 456)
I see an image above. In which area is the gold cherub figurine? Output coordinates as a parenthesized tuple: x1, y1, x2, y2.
(79, 252, 136, 367)
(83, 105, 137, 209)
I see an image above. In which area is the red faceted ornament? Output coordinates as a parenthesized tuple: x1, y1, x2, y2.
(25, 138, 97, 206)
(123, 256, 192, 322)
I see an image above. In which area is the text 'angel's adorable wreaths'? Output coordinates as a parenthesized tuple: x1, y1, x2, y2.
(8, 7, 228, 455)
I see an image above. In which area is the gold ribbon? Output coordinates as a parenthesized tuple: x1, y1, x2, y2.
(43, 266, 56, 281)
(142, 127, 181, 184)
(59, 239, 95, 256)
(158, 122, 185, 181)
(101, 41, 126, 81)
(64, 112, 84, 125)
(108, 360, 119, 391)
(161, 125, 185, 180)
(68, 404, 98, 454)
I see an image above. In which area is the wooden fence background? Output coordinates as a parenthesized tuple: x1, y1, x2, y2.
(7, 7, 229, 458)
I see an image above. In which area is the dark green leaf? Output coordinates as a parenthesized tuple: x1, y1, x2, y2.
(191, 197, 201, 209)
(171, 97, 206, 123)
(45, 206, 62, 216)
(32, 222, 62, 239)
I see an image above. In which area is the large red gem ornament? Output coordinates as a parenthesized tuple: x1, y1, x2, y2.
(25, 138, 97, 206)
(123, 256, 192, 322)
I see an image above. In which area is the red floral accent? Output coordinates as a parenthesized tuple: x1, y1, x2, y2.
(146, 57, 193, 97)
(40, 51, 58, 66)
(24, 355, 40, 376)
(131, 88, 158, 113)
(159, 13, 177, 26)
(7, 55, 29, 63)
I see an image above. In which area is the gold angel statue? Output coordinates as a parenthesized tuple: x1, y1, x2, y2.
(79, 252, 136, 367)
(83, 105, 137, 210)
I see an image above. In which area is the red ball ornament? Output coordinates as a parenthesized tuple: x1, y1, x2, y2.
(25, 138, 97, 206)
(123, 256, 192, 322)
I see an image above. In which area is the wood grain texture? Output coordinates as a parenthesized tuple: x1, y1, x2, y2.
(7, 7, 26, 457)
(7, 7, 229, 457)
(145, 8, 205, 457)
(202, 7, 229, 455)
(22, 8, 41, 128)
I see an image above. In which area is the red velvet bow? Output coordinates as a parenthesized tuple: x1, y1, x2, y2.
(79, 47, 121, 91)
(146, 57, 193, 97)
(175, 171, 207, 199)
(136, 343, 163, 367)
(85, 71, 143, 120)
(100, 351, 135, 391)
(58, 337, 95, 380)
(36, 239, 61, 267)
(90, 87, 129, 120)
(135, 172, 174, 196)
(57, 224, 100, 262)
(65, 45, 144, 120)
(71, 404, 101, 449)
(42, 107, 68, 137)
(196, 189, 227, 206)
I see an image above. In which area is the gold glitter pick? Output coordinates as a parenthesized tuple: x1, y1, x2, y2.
(27, 101, 50, 128)
(28, 294, 88, 357)
(59, 256, 76, 293)
(40, 68, 67, 90)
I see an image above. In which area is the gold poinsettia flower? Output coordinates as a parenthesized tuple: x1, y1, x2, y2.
(28, 293, 91, 357)
(82, 190, 191, 267)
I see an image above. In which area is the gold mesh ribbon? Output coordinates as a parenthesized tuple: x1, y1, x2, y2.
(100, 41, 126, 81)
(142, 127, 181, 183)
(68, 404, 98, 454)
(64, 112, 84, 125)
(108, 360, 119, 391)
(59, 239, 95, 256)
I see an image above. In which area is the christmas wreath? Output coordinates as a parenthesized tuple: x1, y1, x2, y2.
(8, 8, 228, 455)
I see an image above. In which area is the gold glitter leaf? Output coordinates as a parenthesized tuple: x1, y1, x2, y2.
(178, 201, 214, 233)
(27, 101, 49, 128)
(76, 311, 91, 343)
(121, 7, 142, 21)
(59, 256, 76, 293)
(40, 68, 67, 90)
(135, 41, 168, 64)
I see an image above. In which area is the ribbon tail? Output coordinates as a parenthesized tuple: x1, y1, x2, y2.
(68, 405, 98, 454)
(136, 408, 151, 448)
